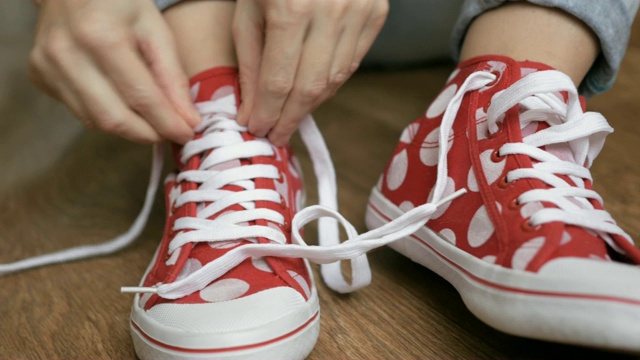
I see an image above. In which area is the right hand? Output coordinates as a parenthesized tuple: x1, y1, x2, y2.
(29, 0, 200, 144)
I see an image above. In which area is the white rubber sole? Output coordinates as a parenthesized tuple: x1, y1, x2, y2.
(130, 254, 321, 360)
(131, 311, 320, 360)
(366, 186, 640, 353)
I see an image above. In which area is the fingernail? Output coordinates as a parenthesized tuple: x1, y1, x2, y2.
(237, 106, 247, 125)
(190, 106, 202, 126)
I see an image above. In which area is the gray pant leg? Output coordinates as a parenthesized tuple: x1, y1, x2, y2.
(155, 0, 180, 11)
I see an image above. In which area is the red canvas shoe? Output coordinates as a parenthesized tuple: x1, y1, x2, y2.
(126, 68, 320, 360)
(366, 55, 640, 352)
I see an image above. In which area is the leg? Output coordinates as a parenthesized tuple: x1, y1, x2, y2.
(459, 2, 599, 86)
(163, 1, 237, 77)
(367, 0, 640, 353)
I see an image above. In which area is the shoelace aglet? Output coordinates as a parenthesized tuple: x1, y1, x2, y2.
(121, 286, 158, 294)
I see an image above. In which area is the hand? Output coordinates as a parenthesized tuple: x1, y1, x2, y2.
(29, 0, 200, 144)
(233, 0, 389, 146)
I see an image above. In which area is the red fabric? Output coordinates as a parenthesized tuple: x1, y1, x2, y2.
(377, 55, 640, 272)
(140, 67, 311, 310)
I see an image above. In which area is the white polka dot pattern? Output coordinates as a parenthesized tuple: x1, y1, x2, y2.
(400, 123, 420, 144)
(251, 257, 273, 273)
(399, 201, 415, 211)
(287, 270, 311, 299)
(419, 127, 453, 167)
(520, 202, 543, 220)
(200, 279, 250, 303)
(480, 149, 506, 185)
(512, 236, 545, 270)
(208, 240, 240, 249)
(446, 69, 460, 83)
(189, 82, 200, 100)
(467, 167, 479, 192)
(176, 259, 203, 282)
(426, 84, 458, 119)
(468, 205, 494, 248)
(439, 228, 456, 245)
(211, 85, 235, 102)
(165, 248, 181, 266)
(386, 150, 408, 191)
(428, 177, 456, 219)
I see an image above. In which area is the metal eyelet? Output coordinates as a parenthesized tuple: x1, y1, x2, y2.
(521, 219, 541, 232)
(508, 197, 522, 211)
(485, 70, 501, 87)
(497, 175, 511, 189)
(490, 147, 505, 163)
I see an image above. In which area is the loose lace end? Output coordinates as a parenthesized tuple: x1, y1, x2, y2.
(121, 286, 158, 294)
(438, 188, 467, 206)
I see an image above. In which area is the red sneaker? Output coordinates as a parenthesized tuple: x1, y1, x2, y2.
(127, 69, 319, 359)
(366, 55, 640, 352)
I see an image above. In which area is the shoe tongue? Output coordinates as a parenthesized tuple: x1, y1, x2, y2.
(189, 67, 240, 103)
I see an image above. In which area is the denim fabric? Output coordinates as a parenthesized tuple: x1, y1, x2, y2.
(452, 0, 640, 96)
(154, 0, 639, 96)
(154, 0, 181, 11)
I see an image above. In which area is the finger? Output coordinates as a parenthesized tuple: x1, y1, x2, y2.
(84, 31, 194, 144)
(135, 14, 202, 129)
(268, 15, 341, 145)
(249, 10, 309, 138)
(352, 1, 389, 69)
(36, 68, 92, 127)
(52, 50, 162, 143)
(325, 5, 371, 97)
(233, 0, 264, 126)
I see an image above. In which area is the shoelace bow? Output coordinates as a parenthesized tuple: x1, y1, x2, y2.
(2, 70, 635, 296)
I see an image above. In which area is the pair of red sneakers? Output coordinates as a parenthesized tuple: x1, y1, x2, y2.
(3, 55, 639, 359)
(128, 56, 640, 358)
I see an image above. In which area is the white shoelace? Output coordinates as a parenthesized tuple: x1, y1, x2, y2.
(120, 93, 466, 298)
(0, 91, 464, 297)
(2, 69, 631, 297)
(486, 70, 633, 251)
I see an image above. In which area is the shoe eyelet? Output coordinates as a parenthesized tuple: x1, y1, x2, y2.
(277, 171, 284, 183)
(508, 197, 522, 211)
(279, 195, 287, 209)
(485, 70, 501, 87)
(490, 147, 505, 163)
(497, 175, 511, 189)
(521, 219, 541, 232)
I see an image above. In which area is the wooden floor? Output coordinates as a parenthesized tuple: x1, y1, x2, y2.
(1, 3, 640, 360)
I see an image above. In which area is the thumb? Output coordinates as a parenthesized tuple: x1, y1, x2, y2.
(135, 13, 201, 128)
